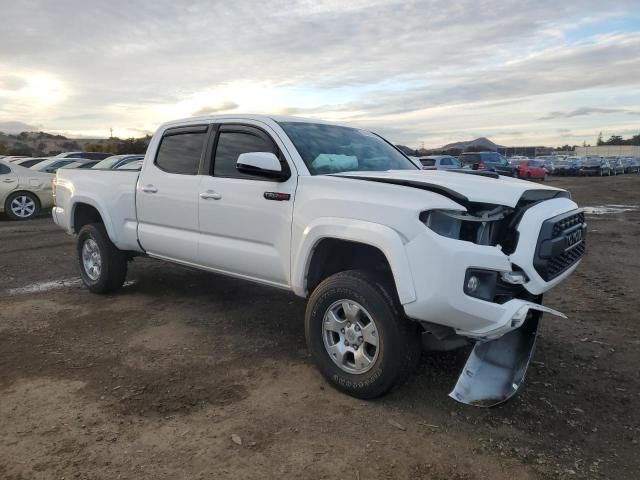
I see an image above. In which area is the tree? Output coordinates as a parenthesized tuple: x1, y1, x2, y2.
(8, 142, 33, 156)
(604, 135, 624, 145)
(596, 132, 604, 145)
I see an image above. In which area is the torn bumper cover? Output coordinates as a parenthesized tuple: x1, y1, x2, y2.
(450, 303, 566, 407)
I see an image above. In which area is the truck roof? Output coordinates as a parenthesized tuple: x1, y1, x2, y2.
(158, 113, 346, 131)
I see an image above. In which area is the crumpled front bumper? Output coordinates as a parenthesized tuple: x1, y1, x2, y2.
(449, 304, 566, 407)
(403, 197, 581, 339)
(401, 197, 583, 406)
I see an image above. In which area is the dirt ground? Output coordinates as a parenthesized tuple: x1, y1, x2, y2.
(1, 175, 638, 479)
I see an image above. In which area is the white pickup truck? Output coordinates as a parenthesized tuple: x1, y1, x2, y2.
(53, 115, 586, 406)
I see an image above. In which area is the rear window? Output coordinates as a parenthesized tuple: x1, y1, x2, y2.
(420, 159, 436, 167)
(155, 131, 206, 175)
(459, 153, 481, 164)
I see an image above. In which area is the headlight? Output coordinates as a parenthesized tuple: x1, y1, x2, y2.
(420, 207, 512, 245)
(423, 209, 463, 239)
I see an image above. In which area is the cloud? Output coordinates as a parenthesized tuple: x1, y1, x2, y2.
(538, 107, 628, 120)
(0, 1, 639, 145)
(0, 76, 27, 91)
(0, 121, 40, 134)
(191, 102, 239, 116)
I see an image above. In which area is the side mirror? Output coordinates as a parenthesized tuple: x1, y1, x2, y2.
(236, 152, 287, 180)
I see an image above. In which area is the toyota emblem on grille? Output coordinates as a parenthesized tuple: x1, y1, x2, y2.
(565, 228, 583, 250)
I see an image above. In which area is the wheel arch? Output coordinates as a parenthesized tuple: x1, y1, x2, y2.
(70, 198, 118, 244)
(292, 218, 416, 304)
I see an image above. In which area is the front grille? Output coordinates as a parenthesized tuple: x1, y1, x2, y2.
(534, 210, 586, 281)
(546, 240, 586, 278)
(552, 211, 585, 237)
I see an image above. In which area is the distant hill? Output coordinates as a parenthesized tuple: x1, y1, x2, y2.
(441, 137, 502, 151)
(0, 130, 148, 156)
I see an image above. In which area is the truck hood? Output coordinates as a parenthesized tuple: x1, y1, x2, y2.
(334, 170, 565, 208)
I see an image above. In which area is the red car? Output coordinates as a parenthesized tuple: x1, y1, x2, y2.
(512, 159, 547, 180)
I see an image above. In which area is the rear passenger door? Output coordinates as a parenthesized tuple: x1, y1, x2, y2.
(197, 123, 297, 288)
(136, 125, 209, 263)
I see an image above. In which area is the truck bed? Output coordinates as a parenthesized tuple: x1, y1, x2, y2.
(52, 169, 143, 252)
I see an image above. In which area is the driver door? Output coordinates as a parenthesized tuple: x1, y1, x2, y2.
(198, 123, 297, 288)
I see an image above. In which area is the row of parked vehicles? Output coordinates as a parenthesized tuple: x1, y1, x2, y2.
(412, 152, 640, 179)
(0, 152, 143, 220)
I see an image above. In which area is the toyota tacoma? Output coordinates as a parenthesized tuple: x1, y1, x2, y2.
(52, 115, 586, 406)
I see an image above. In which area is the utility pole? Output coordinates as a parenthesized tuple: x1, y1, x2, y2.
(110, 127, 113, 139)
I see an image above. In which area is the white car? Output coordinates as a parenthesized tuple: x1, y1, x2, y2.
(0, 159, 54, 220)
(31, 158, 95, 173)
(52, 114, 586, 406)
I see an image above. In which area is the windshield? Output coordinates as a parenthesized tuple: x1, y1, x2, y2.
(93, 156, 124, 169)
(277, 122, 417, 175)
(30, 159, 56, 170)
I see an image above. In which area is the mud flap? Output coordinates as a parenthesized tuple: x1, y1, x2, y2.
(449, 312, 541, 407)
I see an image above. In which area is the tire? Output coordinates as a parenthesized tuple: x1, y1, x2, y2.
(514, 170, 520, 179)
(4, 191, 40, 221)
(305, 269, 421, 399)
(77, 223, 127, 293)
(542, 173, 548, 181)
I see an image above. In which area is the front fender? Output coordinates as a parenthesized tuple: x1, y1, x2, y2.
(291, 217, 416, 304)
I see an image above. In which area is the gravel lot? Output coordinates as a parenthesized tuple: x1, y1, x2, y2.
(1, 175, 638, 479)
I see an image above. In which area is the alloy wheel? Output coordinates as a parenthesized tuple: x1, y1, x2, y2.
(10, 195, 36, 218)
(82, 237, 102, 281)
(322, 299, 380, 374)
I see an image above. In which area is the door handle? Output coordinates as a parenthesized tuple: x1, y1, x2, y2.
(3, 178, 15, 183)
(142, 185, 158, 193)
(199, 191, 222, 200)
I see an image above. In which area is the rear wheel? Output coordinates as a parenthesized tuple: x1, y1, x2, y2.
(77, 223, 128, 293)
(5, 192, 40, 220)
(305, 270, 420, 399)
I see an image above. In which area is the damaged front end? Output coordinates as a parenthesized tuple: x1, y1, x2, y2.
(418, 192, 581, 407)
(448, 303, 565, 407)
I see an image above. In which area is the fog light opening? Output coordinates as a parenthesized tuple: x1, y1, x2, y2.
(463, 269, 498, 301)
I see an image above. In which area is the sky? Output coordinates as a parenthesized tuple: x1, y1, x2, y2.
(0, 0, 639, 148)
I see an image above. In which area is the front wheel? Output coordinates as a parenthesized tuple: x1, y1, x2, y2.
(5, 191, 40, 220)
(77, 223, 128, 293)
(305, 270, 420, 399)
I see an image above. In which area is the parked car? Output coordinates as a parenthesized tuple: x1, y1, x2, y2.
(418, 155, 462, 170)
(458, 151, 513, 176)
(14, 157, 51, 168)
(30, 158, 95, 174)
(52, 151, 113, 161)
(535, 156, 558, 175)
(5, 156, 29, 162)
(60, 160, 102, 169)
(565, 156, 586, 175)
(605, 157, 625, 175)
(580, 157, 611, 176)
(52, 114, 586, 406)
(512, 159, 547, 180)
(0, 159, 54, 220)
(92, 154, 145, 170)
(551, 159, 570, 176)
(621, 157, 640, 174)
(116, 160, 143, 170)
